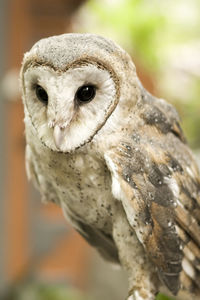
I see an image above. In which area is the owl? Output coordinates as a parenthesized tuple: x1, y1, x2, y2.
(20, 33, 200, 300)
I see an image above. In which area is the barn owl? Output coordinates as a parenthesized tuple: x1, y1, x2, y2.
(20, 33, 200, 300)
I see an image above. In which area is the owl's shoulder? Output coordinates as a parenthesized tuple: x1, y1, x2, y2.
(135, 88, 185, 143)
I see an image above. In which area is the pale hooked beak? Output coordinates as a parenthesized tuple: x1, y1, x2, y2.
(53, 125, 66, 150)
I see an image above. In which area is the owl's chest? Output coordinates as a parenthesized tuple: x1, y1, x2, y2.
(31, 142, 115, 229)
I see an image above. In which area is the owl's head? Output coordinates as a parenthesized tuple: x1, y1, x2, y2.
(21, 33, 138, 152)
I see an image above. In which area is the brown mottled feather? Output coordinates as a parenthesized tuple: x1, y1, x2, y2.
(106, 90, 200, 295)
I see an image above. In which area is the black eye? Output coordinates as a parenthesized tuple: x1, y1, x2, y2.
(35, 84, 48, 104)
(76, 85, 96, 103)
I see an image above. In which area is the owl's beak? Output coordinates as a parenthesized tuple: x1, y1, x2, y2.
(53, 125, 66, 150)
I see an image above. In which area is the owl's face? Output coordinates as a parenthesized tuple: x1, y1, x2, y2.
(23, 62, 118, 152)
(21, 33, 138, 152)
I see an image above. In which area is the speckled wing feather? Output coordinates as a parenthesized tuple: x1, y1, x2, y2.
(105, 90, 200, 295)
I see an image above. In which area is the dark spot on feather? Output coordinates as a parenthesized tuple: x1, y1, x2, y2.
(141, 105, 172, 134)
(122, 144, 133, 157)
(107, 205, 111, 211)
(148, 164, 164, 187)
(181, 185, 198, 210)
(167, 154, 183, 173)
(171, 121, 186, 143)
(123, 171, 138, 189)
(122, 149, 145, 175)
(154, 185, 174, 207)
(125, 145, 131, 151)
(192, 179, 200, 193)
(132, 132, 140, 143)
(194, 258, 200, 267)
(158, 164, 172, 177)
(139, 206, 153, 226)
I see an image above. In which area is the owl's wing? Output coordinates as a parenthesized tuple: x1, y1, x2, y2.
(105, 92, 200, 295)
(73, 219, 119, 263)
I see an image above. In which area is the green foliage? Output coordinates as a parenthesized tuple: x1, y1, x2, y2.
(86, 0, 167, 70)
(175, 78, 200, 148)
(5, 283, 176, 300)
(4, 283, 90, 300)
(156, 293, 175, 300)
(83, 0, 200, 72)
(7, 284, 176, 300)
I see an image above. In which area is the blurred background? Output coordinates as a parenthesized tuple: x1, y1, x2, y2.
(1, 0, 200, 299)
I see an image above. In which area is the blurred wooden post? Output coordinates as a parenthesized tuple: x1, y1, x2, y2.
(5, 0, 31, 281)
(5, 0, 90, 290)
